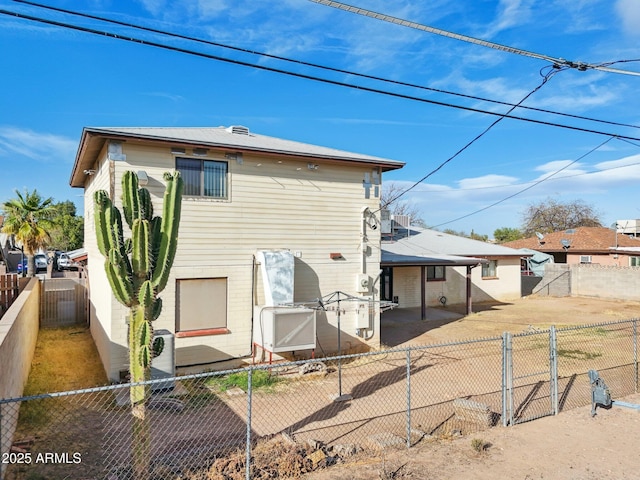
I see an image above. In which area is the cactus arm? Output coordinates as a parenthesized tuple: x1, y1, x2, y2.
(132, 219, 150, 278)
(105, 258, 134, 307)
(122, 171, 140, 229)
(94, 191, 112, 257)
(139, 187, 153, 221)
(151, 172, 183, 292)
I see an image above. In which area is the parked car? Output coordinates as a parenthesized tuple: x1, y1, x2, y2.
(35, 254, 48, 273)
(57, 253, 79, 271)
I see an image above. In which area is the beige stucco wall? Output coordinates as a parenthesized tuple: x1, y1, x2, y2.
(86, 141, 384, 380)
(566, 252, 638, 266)
(0, 278, 40, 472)
(83, 145, 117, 380)
(390, 257, 522, 309)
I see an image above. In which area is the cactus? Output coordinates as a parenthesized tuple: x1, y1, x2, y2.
(94, 171, 182, 480)
(94, 170, 182, 394)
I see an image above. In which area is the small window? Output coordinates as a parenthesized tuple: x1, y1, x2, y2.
(176, 157, 228, 198)
(580, 256, 592, 264)
(176, 278, 228, 337)
(630, 257, 640, 267)
(482, 260, 497, 278)
(427, 265, 446, 281)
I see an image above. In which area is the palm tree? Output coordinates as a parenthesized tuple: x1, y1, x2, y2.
(1, 189, 55, 277)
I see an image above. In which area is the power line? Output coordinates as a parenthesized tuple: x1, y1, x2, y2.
(310, 0, 640, 77)
(396, 159, 640, 193)
(3, 8, 640, 145)
(429, 136, 617, 229)
(12, 0, 640, 132)
(381, 68, 562, 210)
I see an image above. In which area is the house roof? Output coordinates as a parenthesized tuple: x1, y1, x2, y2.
(70, 126, 405, 187)
(384, 227, 525, 258)
(502, 227, 640, 254)
(381, 227, 524, 267)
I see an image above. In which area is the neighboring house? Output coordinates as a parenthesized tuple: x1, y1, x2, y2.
(381, 226, 525, 317)
(502, 226, 640, 266)
(70, 125, 404, 381)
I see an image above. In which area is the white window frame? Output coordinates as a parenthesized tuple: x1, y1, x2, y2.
(482, 260, 498, 279)
(580, 255, 592, 264)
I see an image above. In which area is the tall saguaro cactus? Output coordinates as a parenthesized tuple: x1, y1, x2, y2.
(94, 171, 183, 479)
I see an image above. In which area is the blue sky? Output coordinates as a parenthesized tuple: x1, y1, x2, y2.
(1, 0, 639, 237)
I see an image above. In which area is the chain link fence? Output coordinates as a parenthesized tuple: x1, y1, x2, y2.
(1, 318, 638, 479)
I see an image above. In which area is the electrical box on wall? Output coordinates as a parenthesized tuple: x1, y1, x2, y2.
(356, 274, 371, 294)
(356, 302, 371, 329)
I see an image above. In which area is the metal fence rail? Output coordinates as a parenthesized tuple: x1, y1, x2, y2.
(1, 318, 637, 479)
(39, 278, 87, 328)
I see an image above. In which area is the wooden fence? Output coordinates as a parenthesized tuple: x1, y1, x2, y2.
(0, 274, 20, 319)
(39, 278, 88, 327)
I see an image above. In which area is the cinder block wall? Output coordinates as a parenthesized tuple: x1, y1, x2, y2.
(0, 278, 41, 474)
(533, 264, 571, 297)
(534, 263, 640, 300)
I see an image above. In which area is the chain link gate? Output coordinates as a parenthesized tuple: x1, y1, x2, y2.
(503, 327, 558, 426)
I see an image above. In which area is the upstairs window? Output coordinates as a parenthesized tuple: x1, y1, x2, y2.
(580, 255, 592, 264)
(176, 157, 228, 198)
(630, 256, 640, 267)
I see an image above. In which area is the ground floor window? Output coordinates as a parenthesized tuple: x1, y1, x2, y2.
(631, 256, 640, 267)
(427, 265, 446, 281)
(176, 277, 228, 337)
(482, 260, 498, 278)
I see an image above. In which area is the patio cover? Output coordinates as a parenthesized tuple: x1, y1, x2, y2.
(381, 249, 488, 318)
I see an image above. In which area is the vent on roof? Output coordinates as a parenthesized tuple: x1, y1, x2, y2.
(226, 125, 250, 135)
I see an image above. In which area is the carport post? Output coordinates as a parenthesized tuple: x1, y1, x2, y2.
(466, 266, 473, 315)
(420, 266, 426, 320)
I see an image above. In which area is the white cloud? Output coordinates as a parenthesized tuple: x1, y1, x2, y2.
(482, 0, 535, 38)
(457, 174, 518, 189)
(0, 126, 77, 163)
(616, 0, 640, 36)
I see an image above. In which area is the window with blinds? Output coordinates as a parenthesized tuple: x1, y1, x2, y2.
(176, 157, 228, 199)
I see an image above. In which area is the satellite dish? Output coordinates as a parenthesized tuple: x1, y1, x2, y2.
(535, 232, 545, 240)
(560, 239, 571, 249)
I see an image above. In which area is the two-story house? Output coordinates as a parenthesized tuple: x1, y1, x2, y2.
(70, 126, 404, 381)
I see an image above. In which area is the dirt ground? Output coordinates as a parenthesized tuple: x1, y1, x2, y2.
(305, 392, 640, 480)
(382, 295, 640, 346)
(305, 296, 640, 480)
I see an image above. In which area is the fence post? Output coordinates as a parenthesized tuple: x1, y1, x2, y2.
(634, 319, 638, 394)
(549, 326, 558, 415)
(406, 349, 411, 449)
(245, 367, 253, 480)
(502, 332, 513, 427)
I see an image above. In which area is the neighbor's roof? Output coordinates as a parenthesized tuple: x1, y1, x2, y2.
(383, 227, 525, 262)
(70, 126, 405, 187)
(502, 227, 640, 253)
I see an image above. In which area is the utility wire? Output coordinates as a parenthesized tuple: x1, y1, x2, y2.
(381, 67, 561, 210)
(400, 159, 640, 193)
(310, 0, 640, 77)
(429, 136, 616, 229)
(3, 8, 640, 145)
(11, 0, 640, 132)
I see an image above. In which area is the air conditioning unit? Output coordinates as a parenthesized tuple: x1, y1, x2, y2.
(151, 329, 175, 392)
(253, 307, 316, 353)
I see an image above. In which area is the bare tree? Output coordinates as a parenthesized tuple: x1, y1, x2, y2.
(521, 197, 602, 237)
(381, 182, 426, 226)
